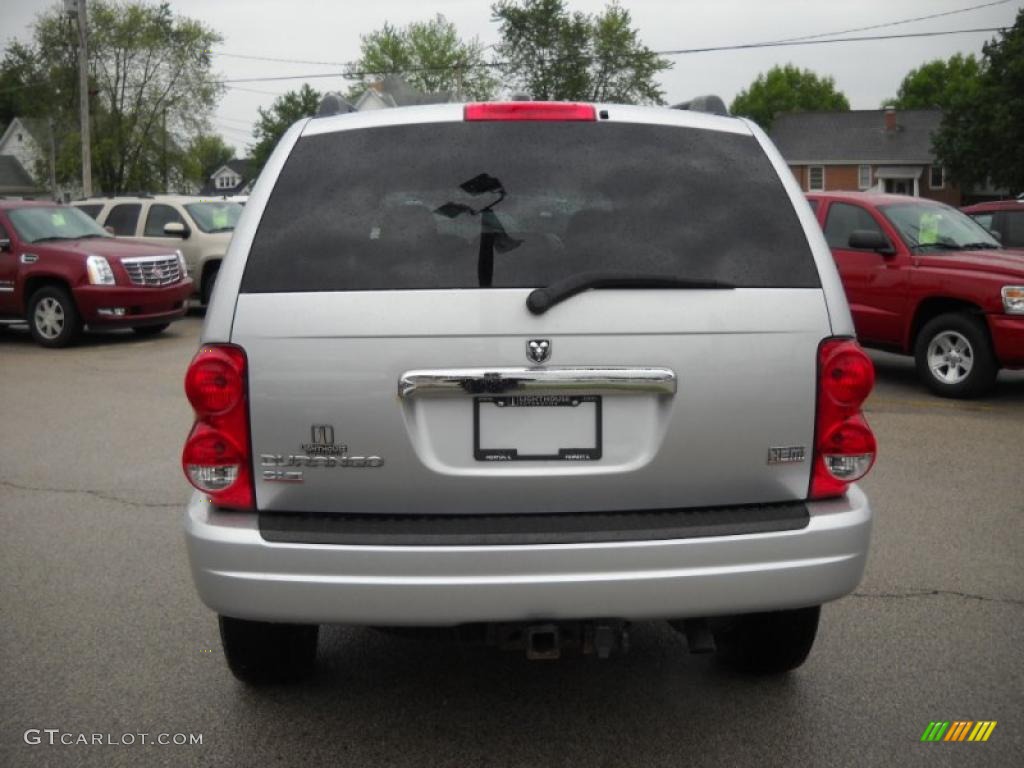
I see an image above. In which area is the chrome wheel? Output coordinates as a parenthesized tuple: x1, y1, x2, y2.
(926, 331, 974, 385)
(33, 296, 65, 340)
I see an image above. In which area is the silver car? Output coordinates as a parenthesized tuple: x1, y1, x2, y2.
(182, 101, 877, 684)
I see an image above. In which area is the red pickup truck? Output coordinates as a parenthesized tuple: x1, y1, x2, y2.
(808, 192, 1024, 397)
(0, 200, 193, 347)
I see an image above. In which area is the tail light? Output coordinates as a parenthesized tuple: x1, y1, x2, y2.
(182, 345, 253, 510)
(464, 102, 596, 122)
(810, 338, 877, 499)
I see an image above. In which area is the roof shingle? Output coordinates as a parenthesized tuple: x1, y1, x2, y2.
(768, 109, 942, 165)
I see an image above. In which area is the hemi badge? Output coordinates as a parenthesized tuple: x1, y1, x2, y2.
(767, 446, 806, 465)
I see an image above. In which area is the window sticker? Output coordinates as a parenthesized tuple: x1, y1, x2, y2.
(212, 208, 229, 228)
(919, 212, 940, 245)
(51, 212, 66, 227)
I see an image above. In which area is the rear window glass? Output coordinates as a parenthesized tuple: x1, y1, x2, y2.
(242, 122, 818, 292)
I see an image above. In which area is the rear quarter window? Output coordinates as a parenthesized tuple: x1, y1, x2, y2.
(1002, 210, 1024, 248)
(242, 121, 819, 293)
(74, 203, 104, 220)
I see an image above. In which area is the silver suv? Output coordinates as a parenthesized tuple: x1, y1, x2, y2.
(182, 101, 877, 684)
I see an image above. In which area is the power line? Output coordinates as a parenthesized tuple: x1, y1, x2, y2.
(211, 26, 1006, 84)
(0, 13, 1011, 97)
(656, 25, 1005, 56)
(202, 0, 1013, 70)
(223, 84, 290, 97)
(214, 51, 349, 67)
(767, 0, 1013, 44)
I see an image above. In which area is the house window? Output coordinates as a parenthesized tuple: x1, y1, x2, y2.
(858, 165, 872, 190)
(929, 165, 945, 189)
(808, 166, 825, 191)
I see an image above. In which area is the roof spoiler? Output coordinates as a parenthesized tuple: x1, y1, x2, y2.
(316, 92, 356, 118)
(671, 95, 729, 117)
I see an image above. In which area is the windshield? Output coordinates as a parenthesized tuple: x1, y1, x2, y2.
(183, 201, 243, 233)
(880, 202, 1000, 251)
(8, 206, 111, 243)
(242, 122, 819, 293)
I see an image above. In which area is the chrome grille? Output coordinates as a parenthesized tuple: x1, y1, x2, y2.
(122, 255, 182, 287)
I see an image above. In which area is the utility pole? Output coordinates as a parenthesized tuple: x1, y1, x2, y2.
(161, 108, 168, 193)
(74, 0, 92, 197)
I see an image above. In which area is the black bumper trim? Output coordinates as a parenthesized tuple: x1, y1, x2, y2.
(258, 502, 809, 546)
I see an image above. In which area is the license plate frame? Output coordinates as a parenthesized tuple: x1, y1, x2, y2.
(473, 394, 602, 462)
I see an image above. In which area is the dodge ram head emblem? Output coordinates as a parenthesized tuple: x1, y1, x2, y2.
(527, 339, 551, 364)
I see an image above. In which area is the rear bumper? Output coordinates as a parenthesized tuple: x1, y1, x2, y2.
(184, 485, 873, 625)
(987, 313, 1024, 368)
(75, 280, 193, 327)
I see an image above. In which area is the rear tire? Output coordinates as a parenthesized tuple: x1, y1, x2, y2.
(132, 323, 170, 336)
(218, 616, 318, 684)
(27, 285, 82, 348)
(715, 606, 820, 675)
(914, 313, 996, 398)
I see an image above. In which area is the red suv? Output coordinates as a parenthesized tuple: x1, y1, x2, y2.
(0, 200, 193, 347)
(808, 192, 1024, 397)
(961, 198, 1024, 249)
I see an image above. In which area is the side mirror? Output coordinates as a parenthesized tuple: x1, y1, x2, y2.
(988, 229, 1002, 244)
(0, 237, 10, 252)
(163, 221, 189, 238)
(104, 225, 115, 235)
(848, 229, 895, 255)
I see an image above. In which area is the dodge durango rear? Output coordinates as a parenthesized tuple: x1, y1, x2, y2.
(182, 100, 876, 685)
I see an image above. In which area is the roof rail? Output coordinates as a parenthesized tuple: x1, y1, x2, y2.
(316, 92, 356, 118)
(671, 95, 729, 117)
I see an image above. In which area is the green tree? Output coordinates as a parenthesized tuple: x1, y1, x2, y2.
(492, 0, 671, 104)
(730, 64, 849, 131)
(250, 84, 321, 174)
(347, 14, 498, 100)
(933, 10, 1024, 192)
(183, 133, 234, 188)
(884, 53, 982, 110)
(15, 0, 225, 193)
(0, 42, 58, 128)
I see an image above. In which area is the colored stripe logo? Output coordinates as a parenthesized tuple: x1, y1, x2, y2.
(921, 721, 997, 742)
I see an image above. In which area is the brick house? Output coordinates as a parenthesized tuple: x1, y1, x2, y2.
(768, 108, 962, 205)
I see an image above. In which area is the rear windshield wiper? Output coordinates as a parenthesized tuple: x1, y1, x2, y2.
(526, 271, 735, 315)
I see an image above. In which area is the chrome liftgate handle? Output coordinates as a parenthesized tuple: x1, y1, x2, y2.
(398, 367, 677, 399)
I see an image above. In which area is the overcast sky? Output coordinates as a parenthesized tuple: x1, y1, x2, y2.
(1, 0, 1020, 155)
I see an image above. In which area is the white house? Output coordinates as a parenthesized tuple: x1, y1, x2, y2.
(200, 159, 253, 196)
(0, 117, 48, 197)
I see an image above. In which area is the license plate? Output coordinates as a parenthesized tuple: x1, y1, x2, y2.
(474, 394, 602, 461)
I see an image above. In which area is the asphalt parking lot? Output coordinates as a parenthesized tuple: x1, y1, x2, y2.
(1, 315, 1022, 767)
